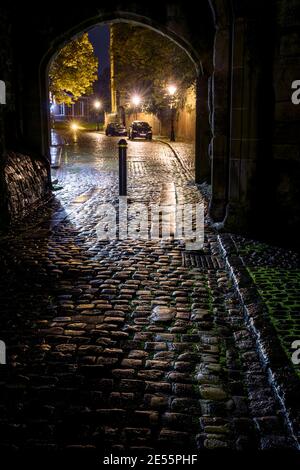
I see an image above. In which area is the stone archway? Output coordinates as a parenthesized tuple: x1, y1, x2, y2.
(39, 12, 209, 185)
(1, 1, 298, 244)
(3, 2, 236, 229)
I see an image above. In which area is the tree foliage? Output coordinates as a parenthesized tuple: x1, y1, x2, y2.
(112, 24, 195, 112)
(49, 33, 98, 106)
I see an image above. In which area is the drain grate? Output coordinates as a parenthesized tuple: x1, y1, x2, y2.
(182, 251, 225, 269)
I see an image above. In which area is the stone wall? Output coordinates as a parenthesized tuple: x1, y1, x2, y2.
(272, 0, 300, 243)
(176, 86, 196, 141)
(0, 8, 50, 227)
(4, 153, 50, 223)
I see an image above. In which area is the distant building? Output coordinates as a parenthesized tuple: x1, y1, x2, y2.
(50, 96, 92, 122)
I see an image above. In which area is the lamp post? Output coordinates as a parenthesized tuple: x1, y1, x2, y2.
(131, 94, 141, 121)
(167, 85, 177, 142)
(94, 99, 102, 131)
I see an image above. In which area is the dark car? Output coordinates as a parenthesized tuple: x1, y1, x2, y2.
(105, 122, 127, 137)
(128, 121, 152, 140)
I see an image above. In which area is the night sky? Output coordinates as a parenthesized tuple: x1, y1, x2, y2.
(88, 25, 110, 75)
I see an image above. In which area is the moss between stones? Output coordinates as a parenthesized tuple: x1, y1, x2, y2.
(248, 266, 300, 378)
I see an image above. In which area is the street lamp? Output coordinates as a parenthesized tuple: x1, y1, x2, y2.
(94, 99, 102, 131)
(131, 94, 141, 120)
(167, 85, 177, 97)
(167, 85, 177, 142)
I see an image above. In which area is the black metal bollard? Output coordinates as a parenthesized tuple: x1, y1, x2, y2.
(118, 139, 127, 196)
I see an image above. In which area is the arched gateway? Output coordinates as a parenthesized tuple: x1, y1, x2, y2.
(0, 0, 299, 244)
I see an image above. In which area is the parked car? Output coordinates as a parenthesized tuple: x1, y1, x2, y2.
(105, 122, 127, 136)
(128, 121, 152, 140)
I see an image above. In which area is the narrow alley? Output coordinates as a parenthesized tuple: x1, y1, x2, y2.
(0, 133, 297, 455)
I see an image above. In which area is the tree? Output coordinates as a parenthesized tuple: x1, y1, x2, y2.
(49, 33, 98, 106)
(111, 24, 195, 113)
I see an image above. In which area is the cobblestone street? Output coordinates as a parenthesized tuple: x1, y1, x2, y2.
(0, 132, 298, 455)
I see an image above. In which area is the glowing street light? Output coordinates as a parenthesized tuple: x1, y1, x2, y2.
(131, 94, 141, 106)
(94, 100, 102, 131)
(131, 94, 142, 120)
(167, 84, 177, 96)
(94, 100, 101, 110)
(166, 85, 177, 142)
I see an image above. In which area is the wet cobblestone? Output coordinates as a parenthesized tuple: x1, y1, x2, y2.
(0, 132, 297, 453)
